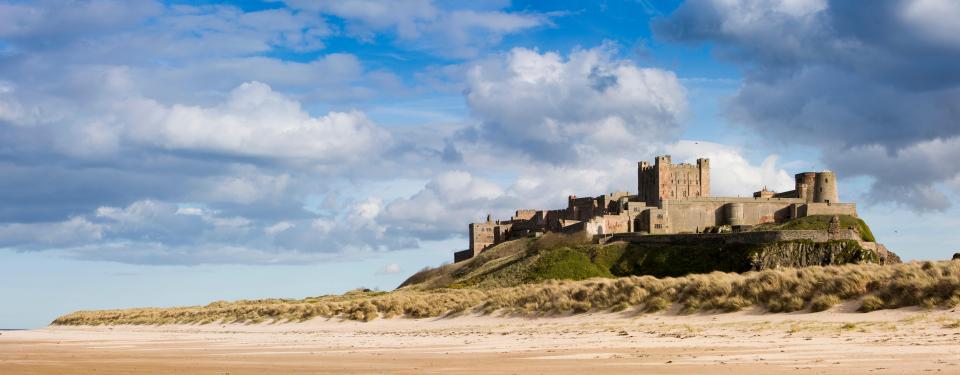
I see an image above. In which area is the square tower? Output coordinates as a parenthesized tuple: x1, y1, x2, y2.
(638, 155, 710, 206)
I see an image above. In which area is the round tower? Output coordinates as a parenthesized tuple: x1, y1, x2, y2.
(726, 203, 744, 226)
(814, 172, 839, 203)
(795, 172, 817, 202)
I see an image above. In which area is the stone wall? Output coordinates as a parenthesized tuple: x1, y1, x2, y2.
(803, 202, 857, 217)
(453, 249, 475, 263)
(658, 197, 806, 233)
(605, 229, 861, 246)
(584, 214, 631, 235)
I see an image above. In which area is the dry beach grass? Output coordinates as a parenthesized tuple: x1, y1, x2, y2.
(53, 259, 960, 325)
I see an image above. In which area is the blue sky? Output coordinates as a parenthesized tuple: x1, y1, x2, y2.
(2, 0, 959, 328)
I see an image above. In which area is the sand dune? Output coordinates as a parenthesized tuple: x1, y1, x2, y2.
(2, 303, 959, 374)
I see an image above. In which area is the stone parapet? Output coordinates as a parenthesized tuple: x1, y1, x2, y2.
(604, 229, 861, 246)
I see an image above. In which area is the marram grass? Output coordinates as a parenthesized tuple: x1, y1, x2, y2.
(53, 260, 960, 325)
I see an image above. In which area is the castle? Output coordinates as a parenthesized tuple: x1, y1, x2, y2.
(455, 155, 857, 262)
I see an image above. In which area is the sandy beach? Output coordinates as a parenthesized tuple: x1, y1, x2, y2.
(2, 303, 959, 374)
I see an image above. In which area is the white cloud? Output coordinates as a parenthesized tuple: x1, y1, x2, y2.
(823, 136, 960, 211)
(264, 221, 294, 236)
(286, 0, 437, 39)
(900, 0, 960, 47)
(380, 171, 507, 239)
(121, 81, 389, 161)
(667, 141, 795, 196)
(0, 197, 391, 264)
(353, 197, 383, 221)
(376, 262, 401, 275)
(126, 54, 377, 105)
(200, 171, 292, 205)
(464, 45, 688, 163)
(175, 207, 204, 216)
(414, 10, 548, 58)
(0, 0, 163, 39)
(284, 0, 550, 58)
(0, 217, 103, 248)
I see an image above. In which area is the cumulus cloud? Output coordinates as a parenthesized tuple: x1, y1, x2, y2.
(666, 141, 795, 196)
(122, 81, 389, 161)
(654, 0, 960, 209)
(380, 171, 506, 239)
(822, 137, 960, 211)
(464, 45, 688, 164)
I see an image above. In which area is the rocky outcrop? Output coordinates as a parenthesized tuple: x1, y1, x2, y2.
(748, 240, 895, 270)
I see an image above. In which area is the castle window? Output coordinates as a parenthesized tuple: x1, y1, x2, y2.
(655, 224, 662, 229)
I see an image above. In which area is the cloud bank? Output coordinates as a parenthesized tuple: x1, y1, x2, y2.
(655, 0, 960, 210)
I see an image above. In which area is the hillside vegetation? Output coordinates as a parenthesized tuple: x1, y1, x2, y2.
(400, 229, 889, 290)
(54, 259, 960, 325)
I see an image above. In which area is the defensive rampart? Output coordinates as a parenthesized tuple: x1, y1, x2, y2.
(603, 229, 861, 246)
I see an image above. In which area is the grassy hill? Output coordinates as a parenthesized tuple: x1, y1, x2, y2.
(399, 227, 890, 291)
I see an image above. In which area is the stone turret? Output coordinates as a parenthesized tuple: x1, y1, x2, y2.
(795, 171, 839, 203)
(814, 171, 838, 204)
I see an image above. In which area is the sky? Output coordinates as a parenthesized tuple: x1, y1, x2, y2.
(1, 0, 959, 328)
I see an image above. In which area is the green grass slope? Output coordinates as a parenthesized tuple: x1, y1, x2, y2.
(400, 229, 890, 290)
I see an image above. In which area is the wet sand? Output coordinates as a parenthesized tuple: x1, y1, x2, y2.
(2, 304, 959, 374)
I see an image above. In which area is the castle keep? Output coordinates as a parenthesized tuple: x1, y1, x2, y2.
(455, 155, 857, 262)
